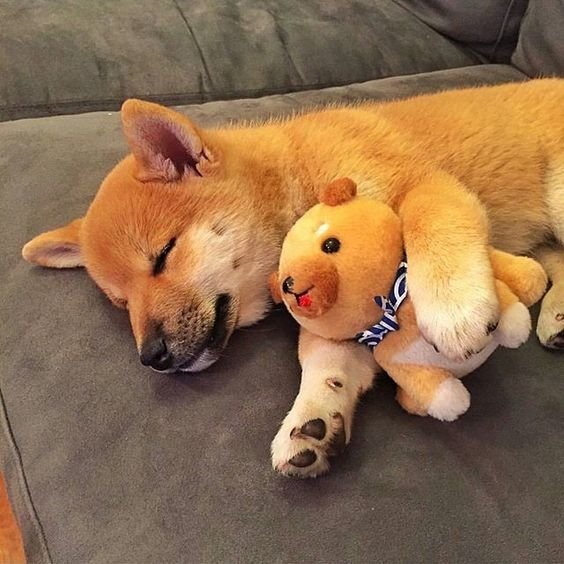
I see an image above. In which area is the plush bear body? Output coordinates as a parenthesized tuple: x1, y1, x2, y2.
(271, 179, 547, 421)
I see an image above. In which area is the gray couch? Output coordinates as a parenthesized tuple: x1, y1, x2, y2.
(1, 1, 563, 562)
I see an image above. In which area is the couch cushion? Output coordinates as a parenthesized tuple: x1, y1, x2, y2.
(5, 65, 564, 564)
(0, 0, 481, 122)
(396, 0, 528, 62)
(512, 0, 564, 77)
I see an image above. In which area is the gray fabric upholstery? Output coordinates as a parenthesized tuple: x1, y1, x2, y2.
(512, 0, 564, 77)
(396, 0, 529, 63)
(0, 0, 481, 122)
(5, 66, 564, 563)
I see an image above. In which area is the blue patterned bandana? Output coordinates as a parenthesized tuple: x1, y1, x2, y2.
(356, 258, 408, 349)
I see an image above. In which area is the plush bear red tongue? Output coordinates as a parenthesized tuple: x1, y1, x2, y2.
(297, 293, 312, 308)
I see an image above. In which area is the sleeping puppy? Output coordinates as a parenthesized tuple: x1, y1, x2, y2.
(23, 79, 564, 476)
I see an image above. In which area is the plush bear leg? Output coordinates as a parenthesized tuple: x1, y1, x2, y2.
(380, 362, 470, 422)
(395, 387, 428, 417)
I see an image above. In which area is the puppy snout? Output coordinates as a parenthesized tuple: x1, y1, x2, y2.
(282, 276, 295, 294)
(140, 332, 173, 371)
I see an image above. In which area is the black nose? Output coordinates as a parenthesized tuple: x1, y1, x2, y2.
(282, 276, 294, 294)
(140, 335, 173, 371)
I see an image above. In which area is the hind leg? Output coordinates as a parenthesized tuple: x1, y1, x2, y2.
(538, 160, 564, 349)
(533, 244, 564, 349)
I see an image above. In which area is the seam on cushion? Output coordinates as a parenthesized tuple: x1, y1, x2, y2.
(0, 386, 52, 563)
(510, 0, 533, 73)
(171, 0, 215, 90)
(0, 83, 340, 116)
(492, 0, 519, 60)
(0, 78, 428, 111)
(0, 61, 481, 116)
(0, 65, 527, 123)
(389, 0, 487, 61)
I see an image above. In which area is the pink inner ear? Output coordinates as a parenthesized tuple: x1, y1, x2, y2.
(133, 117, 203, 182)
(44, 244, 79, 257)
(25, 241, 82, 268)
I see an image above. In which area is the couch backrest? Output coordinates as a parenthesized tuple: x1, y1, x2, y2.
(0, 0, 479, 122)
(512, 0, 564, 76)
(397, 0, 529, 63)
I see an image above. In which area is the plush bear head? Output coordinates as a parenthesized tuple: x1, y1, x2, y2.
(270, 178, 405, 341)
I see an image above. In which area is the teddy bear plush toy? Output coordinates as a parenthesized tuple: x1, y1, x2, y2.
(270, 178, 547, 421)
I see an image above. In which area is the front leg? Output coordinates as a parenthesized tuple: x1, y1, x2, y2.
(399, 171, 499, 360)
(272, 328, 377, 478)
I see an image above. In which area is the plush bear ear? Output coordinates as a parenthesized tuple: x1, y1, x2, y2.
(268, 271, 283, 304)
(319, 178, 357, 206)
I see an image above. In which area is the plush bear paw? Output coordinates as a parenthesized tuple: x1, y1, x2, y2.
(427, 378, 470, 422)
(496, 302, 532, 348)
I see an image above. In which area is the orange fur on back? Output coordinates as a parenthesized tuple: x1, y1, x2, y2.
(22, 79, 564, 367)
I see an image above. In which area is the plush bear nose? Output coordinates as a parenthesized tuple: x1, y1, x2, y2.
(282, 276, 294, 294)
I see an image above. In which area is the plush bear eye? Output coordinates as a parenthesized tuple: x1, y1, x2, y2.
(322, 237, 341, 254)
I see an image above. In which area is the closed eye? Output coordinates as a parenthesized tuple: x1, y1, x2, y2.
(153, 237, 176, 275)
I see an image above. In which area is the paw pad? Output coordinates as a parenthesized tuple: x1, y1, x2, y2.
(292, 418, 326, 440)
(289, 450, 317, 468)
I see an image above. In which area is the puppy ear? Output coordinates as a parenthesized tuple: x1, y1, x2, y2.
(319, 177, 357, 206)
(22, 218, 83, 268)
(268, 271, 283, 304)
(121, 99, 218, 183)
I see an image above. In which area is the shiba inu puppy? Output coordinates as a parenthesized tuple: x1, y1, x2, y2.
(23, 79, 564, 477)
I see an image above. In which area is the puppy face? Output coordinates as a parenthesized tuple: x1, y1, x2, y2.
(22, 100, 279, 372)
(274, 184, 404, 341)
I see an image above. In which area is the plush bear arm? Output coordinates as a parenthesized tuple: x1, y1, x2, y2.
(489, 247, 547, 307)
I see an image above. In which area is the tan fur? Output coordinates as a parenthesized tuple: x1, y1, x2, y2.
(21, 80, 564, 474)
(23, 80, 564, 356)
(274, 179, 547, 421)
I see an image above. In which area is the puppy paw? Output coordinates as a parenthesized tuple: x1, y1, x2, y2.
(537, 283, 564, 350)
(416, 286, 500, 361)
(427, 378, 470, 422)
(271, 407, 348, 478)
